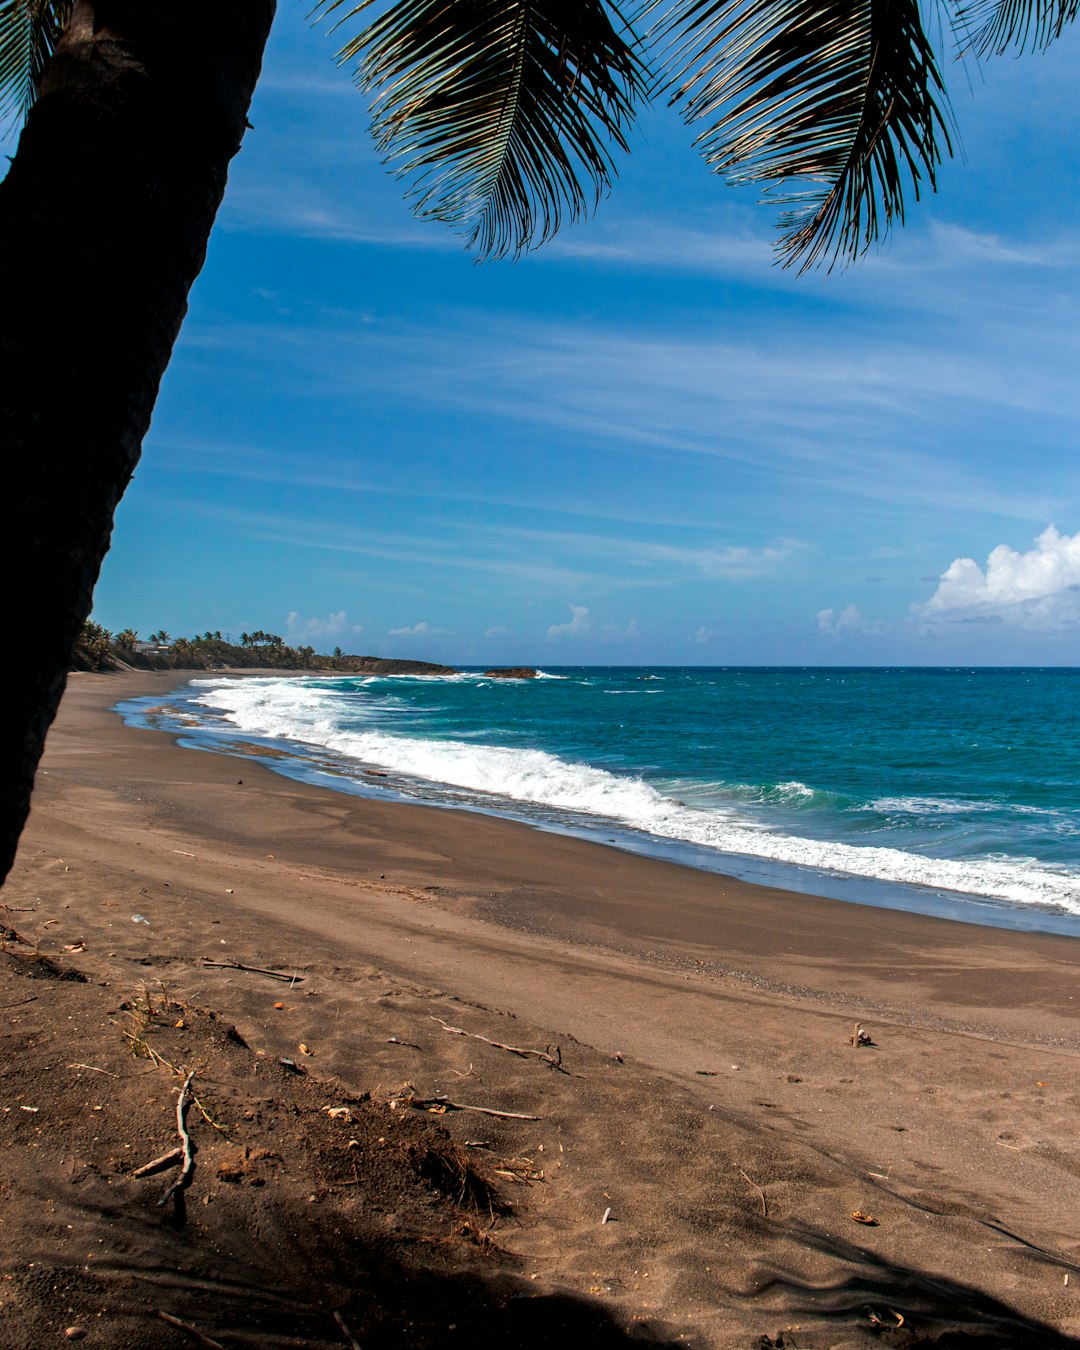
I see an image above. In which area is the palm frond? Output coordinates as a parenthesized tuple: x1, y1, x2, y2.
(954, 0, 1078, 55)
(0, 0, 70, 128)
(311, 0, 649, 258)
(660, 0, 953, 270)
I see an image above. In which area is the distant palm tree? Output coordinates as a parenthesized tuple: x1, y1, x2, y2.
(0, 0, 1074, 883)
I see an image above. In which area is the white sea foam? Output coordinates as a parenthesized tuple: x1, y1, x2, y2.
(872, 795, 1060, 818)
(872, 795, 998, 815)
(187, 678, 1080, 916)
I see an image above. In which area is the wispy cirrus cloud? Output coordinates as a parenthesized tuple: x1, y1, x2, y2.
(389, 621, 449, 636)
(475, 522, 804, 580)
(171, 299, 1077, 527)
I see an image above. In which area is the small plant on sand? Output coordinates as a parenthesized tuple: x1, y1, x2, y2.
(118, 984, 229, 1134)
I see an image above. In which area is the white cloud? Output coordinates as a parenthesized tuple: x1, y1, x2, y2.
(691, 624, 715, 645)
(915, 526, 1080, 630)
(388, 621, 448, 636)
(285, 609, 362, 644)
(484, 625, 508, 637)
(602, 617, 641, 639)
(817, 604, 883, 636)
(547, 604, 590, 638)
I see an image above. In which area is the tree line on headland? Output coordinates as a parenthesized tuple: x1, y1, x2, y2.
(73, 622, 336, 672)
(71, 623, 536, 680)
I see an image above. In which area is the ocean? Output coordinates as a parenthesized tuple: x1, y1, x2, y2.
(118, 666, 1080, 936)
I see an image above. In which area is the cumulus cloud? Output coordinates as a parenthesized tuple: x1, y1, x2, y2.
(916, 526, 1080, 630)
(817, 604, 883, 636)
(286, 609, 362, 644)
(388, 621, 448, 636)
(547, 604, 590, 638)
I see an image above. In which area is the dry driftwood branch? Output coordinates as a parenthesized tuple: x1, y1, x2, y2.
(132, 1146, 184, 1178)
(157, 1311, 224, 1348)
(158, 1071, 196, 1206)
(409, 1093, 540, 1121)
(431, 1015, 566, 1072)
(201, 958, 303, 982)
(738, 1167, 768, 1217)
(333, 1309, 362, 1350)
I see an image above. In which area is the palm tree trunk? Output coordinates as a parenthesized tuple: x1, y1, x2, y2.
(0, 0, 276, 885)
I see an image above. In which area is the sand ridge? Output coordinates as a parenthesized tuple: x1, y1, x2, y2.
(2, 671, 1080, 1347)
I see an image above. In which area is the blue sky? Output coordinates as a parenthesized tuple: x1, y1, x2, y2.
(33, 8, 1080, 662)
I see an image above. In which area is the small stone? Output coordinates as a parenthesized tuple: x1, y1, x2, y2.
(64, 1329, 87, 1342)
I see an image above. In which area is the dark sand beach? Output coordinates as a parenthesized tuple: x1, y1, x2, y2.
(3, 671, 1080, 1347)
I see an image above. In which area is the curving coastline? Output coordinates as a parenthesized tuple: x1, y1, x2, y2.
(3, 669, 1080, 1347)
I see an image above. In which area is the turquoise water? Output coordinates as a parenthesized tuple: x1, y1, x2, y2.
(119, 666, 1080, 934)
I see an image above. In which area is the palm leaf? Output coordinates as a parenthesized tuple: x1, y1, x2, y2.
(0, 0, 70, 127)
(955, 0, 1078, 54)
(661, 0, 953, 269)
(312, 0, 649, 258)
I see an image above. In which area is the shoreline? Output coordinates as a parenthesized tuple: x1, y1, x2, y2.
(5, 669, 1080, 1346)
(124, 666, 1080, 941)
(45, 671, 1080, 1042)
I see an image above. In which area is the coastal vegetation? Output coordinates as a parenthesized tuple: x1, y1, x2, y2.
(70, 621, 485, 677)
(0, 1, 1076, 885)
(72, 625, 323, 673)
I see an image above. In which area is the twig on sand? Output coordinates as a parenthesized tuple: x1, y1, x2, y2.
(157, 1311, 224, 1348)
(334, 1309, 362, 1350)
(158, 1071, 196, 1206)
(66, 1062, 118, 1077)
(132, 1146, 185, 1179)
(201, 958, 303, 982)
(407, 1092, 540, 1121)
(738, 1167, 768, 1217)
(431, 1015, 567, 1073)
(0, 996, 38, 1009)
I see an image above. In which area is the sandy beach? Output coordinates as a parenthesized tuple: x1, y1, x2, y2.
(3, 670, 1080, 1348)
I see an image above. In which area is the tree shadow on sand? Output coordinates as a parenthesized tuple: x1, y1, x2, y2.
(14, 1202, 1080, 1348)
(745, 1219, 1080, 1348)
(9, 1225, 681, 1348)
